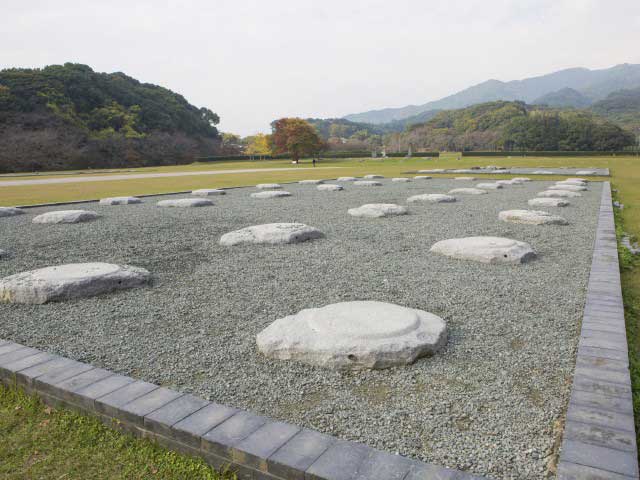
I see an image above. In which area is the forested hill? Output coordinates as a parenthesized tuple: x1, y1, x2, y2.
(0, 63, 221, 172)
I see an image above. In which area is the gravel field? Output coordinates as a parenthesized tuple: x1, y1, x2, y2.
(0, 178, 602, 479)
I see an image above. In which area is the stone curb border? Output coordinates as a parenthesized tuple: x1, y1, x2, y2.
(0, 345, 484, 479)
(557, 182, 639, 479)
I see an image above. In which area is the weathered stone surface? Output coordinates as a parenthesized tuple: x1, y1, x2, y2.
(256, 183, 282, 190)
(448, 188, 487, 195)
(256, 301, 447, 370)
(220, 223, 323, 246)
(157, 199, 213, 208)
(191, 189, 226, 196)
(250, 191, 292, 199)
(576, 170, 597, 175)
(0, 207, 25, 218)
(556, 180, 586, 186)
(364, 174, 384, 179)
(299, 179, 324, 185)
(566, 177, 587, 183)
(353, 180, 382, 187)
(548, 184, 587, 192)
(99, 196, 142, 205)
(407, 194, 456, 203)
(391, 177, 411, 182)
(499, 209, 568, 225)
(512, 177, 531, 182)
(430, 236, 536, 264)
(538, 190, 582, 198)
(454, 177, 475, 181)
(0, 250, 7, 259)
(528, 197, 570, 207)
(336, 177, 358, 181)
(348, 204, 408, 218)
(0, 263, 150, 304)
(476, 183, 503, 190)
(419, 169, 444, 173)
(414, 176, 432, 180)
(32, 210, 98, 224)
(316, 184, 343, 191)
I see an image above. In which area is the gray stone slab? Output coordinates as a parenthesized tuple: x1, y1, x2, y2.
(267, 428, 335, 480)
(567, 403, 635, 433)
(578, 345, 628, 364)
(0, 347, 41, 367)
(173, 402, 238, 448)
(575, 366, 630, 386)
(53, 368, 114, 404)
(0, 342, 24, 357)
(582, 321, 627, 334)
(557, 461, 637, 480)
(144, 393, 210, 438)
(570, 387, 634, 416)
(73, 374, 135, 409)
(561, 439, 638, 477)
(117, 387, 183, 426)
(306, 440, 370, 480)
(233, 420, 300, 471)
(565, 420, 636, 453)
(576, 355, 629, 372)
(94, 380, 158, 417)
(573, 374, 631, 397)
(404, 463, 475, 479)
(34, 361, 95, 396)
(15, 357, 74, 387)
(201, 411, 268, 458)
(0, 352, 56, 383)
(352, 450, 416, 479)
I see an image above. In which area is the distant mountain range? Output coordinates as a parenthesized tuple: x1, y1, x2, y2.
(344, 63, 640, 124)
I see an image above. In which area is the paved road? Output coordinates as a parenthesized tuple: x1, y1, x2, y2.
(0, 166, 341, 187)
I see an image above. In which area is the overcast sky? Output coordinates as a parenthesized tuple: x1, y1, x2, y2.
(3, 0, 640, 135)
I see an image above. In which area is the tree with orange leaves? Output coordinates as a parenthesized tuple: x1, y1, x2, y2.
(271, 118, 324, 163)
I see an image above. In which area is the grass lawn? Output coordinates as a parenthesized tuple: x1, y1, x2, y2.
(1, 152, 640, 474)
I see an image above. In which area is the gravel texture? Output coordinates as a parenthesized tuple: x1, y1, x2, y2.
(0, 178, 603, 479)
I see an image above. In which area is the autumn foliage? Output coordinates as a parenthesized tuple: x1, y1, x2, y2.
(271, 118, 324, 163)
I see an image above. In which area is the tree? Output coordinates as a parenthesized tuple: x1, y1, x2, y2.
(245, 133, 271, 159)
(271, 118, 323, 163)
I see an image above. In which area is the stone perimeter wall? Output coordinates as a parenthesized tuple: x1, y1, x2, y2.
(0, 181, 636, 480)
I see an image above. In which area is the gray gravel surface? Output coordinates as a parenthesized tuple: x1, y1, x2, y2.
(0, 179, 603, 479)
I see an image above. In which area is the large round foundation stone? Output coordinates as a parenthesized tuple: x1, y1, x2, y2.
(538, 190, 582, 198)
(392, 177, 411, 182)
(0, 262, 150, 304)
(220, 223, 323, 246)
(0, 207, 25, 218)
(256, 301, 447, 370)
(348, 204, 408, 218)
(157, 199, 213, 208)
(476, 183, 503, 190)
(337, 177, 358, 182)
(548, 184, 587, 192)
(353, 180, 382, 187)
(256, 183, 282, 190)
(528, 198, 570, 208)
(499, 209, 568, 225)
(32, 210, 98, 224)
(407, 194, 456, 204)
(364, 174, 384, 179)
(99, 196, 142, 205)
(556, 180, 586, 186)
(448, 188, 487, 195)
(430, 236, 536, 264)
(414, 176, 432, 180)
(250, 191, 292, 199)
(317, 184, 343, 191)
(299, 179, 324, 185)
(192, 189, 226, 196)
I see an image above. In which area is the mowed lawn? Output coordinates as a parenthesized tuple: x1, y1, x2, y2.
(1, 153, 640, 477)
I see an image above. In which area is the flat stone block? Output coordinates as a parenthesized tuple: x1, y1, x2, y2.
(578, 345, 628, 364)
(54, 368, 114, 404)
(33, 361, 95, 396)
(557, 461, 636, 480)
(575, 366, 630, 386)
(202, 411, 267, 458)
(118, 387, 183, 426)
(173, 402, 238, 448)
(561, 439, 638, 477)
(567, 403, 635, 433)
(233, 420, 300, 470)
(94, 380, 158, 417)
(564, 420, 636, 453)
(0, 352, 56, 383)
(353, 450, 416, 479)
(144, 393, 209, 438)
(0, 347, 40, 367)
(17, 357, 75, 387)
(306, 440, 370, 480)
(0, 343, 24, 357)
(405, 463, 480, 479)
(267, 428, 335, 480)
(576, 355, 629, 372)
(74, 374, 135, 410)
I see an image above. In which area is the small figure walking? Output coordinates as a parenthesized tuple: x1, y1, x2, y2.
(312, 157, 316, 168)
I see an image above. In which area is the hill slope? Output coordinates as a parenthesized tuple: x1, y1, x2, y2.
(591, 87, 640, 133)
(533, 88, 593, 108)
(344, 63, 640, 124)
(0, 63, 221, 172)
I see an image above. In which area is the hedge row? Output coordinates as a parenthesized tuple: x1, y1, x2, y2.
(197, 151, 439, 162)
(461, 151, 638, 157)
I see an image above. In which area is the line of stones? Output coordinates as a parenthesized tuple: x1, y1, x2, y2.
(556, 181, 639, 479)
(0, 341, 484, 480)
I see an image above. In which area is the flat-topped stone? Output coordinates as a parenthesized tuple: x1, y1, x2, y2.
(250, 191, 292, 199)
(556, 180, 586, 186)
(353, 180, 382, 187)
(528, 198, 570, 207)
(538, 190, 582, 198)
(476, 183, 503, 190)
(448, 188, 487, 195)
(256, 183, 282, 190)
(191, 189, 226, 196)
(0, 207, 25, 217)
(430, 236, 536, 264)
(0, 263, 150, 304)
(32, 210, 98, 224)
(496, 179, 524, 186)
(512, 177, 531, 182)
(454, 177, 475, 181)
(99, 196, 142, 205)
(499, 209, 568, 225)
(220, 223, 323, 246)
(391, 177, 411, 182)
(317, 184, 343, 191)
(256, 301, 447, 370)
(548, 184, 587, 192)
(336, 176, 358, 181)
(407, 194, 456, 203)
(419, 169, 445, 173)
(348, 204, 408, 218)
(157, 199, 213, 208)
(414, 176, 432, 180)
(298, 179, 324, 185)
(363, 174, 384, 179)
